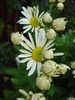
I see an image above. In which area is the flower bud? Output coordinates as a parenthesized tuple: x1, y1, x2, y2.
(57, 3, 64, 10)
(36, 72, 51, 90)
(42, 60, 58, 77)
(58, 64, 70, 74)
(52, 18, 67, 31)
(70, 61, 75, 69)
(46, 29, 56, 40)
(73, 39, 75, 43)
(11, 32, 23, 45)
(57, 0, 65, 3)
(44, 50, 54, 59)
(42, 13, 52, 24)
(72, 70, 75, 75)
(49, 0, 56, 3)
(67, 97, 75, 100)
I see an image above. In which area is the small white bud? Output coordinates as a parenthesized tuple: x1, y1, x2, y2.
(57, 3, 64, 10)
(44, 50, 54, 59)
(72, 70, 75, 75)
(11, 32, 23, 45)
(42, 13, 52, 24)
(46, 29, 56, 40)
(52, 18, 67, 31)
(36, 72, 51, 90)
(70, 61, 75, 69)
(58, 64, 70, 74)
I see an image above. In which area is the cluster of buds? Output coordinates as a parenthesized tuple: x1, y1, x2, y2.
(17, 89, 46, 100)
(48, 0, 66, 11)
(42, 60, 70, 77)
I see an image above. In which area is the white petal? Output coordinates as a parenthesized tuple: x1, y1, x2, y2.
(23, 26, 32, 33)
(21, 35, 34, 49)
(28, 33, 35, 49)
(18, 54, 31, 58)
(44, 44, 54, 51)
(43, 39, 54, 50)
(28, 62, 36, 76)
(22, 7, 31, 20)
(31, 27, 34, 32)
(37, 62, 42, 75)
(26, 59, 35, 70)
(39, 11, 44, 19)
(44, 39, 54, 48)
(23, 25, 31, 29)
(20, 42, 32, 52)
(19, 57, 32, 63)
(27, 6, 32, 18)
(19, 49, 31, 54)
(17, 18, 30, 24)
(54, 53, 64, 56)
(31, 94, 37, 100)
(19, 89, 29, 97)
(35, 29, 39, 47)
(50, 48, 56, 51)
(35, 6, 39, 17)
(17, 98, 25, 100)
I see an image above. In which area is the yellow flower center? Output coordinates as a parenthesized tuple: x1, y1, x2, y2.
(30, 17, 39, 28)
(32, 47, 43, 62)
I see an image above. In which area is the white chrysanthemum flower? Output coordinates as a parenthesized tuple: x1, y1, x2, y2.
(17, 6, 44, 33)
(18, 29, 64, 76)
(17, 89, 46, 100)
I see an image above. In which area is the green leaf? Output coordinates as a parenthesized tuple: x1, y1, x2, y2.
(47, 83, 56, 97)
(11, 78, 19, 84)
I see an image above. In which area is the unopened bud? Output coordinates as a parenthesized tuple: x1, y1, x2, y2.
(42, 13, 52, 24)
(44, 50, 54, 59)
(11, 32, 23, 45)
(57, 3, 64, 10)
(46, 29, 56, 40)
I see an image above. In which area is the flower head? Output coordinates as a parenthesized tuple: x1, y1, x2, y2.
(17, 89, 46, 100)
(18, 29, 63, 76)
(17, 6, 44, 33)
